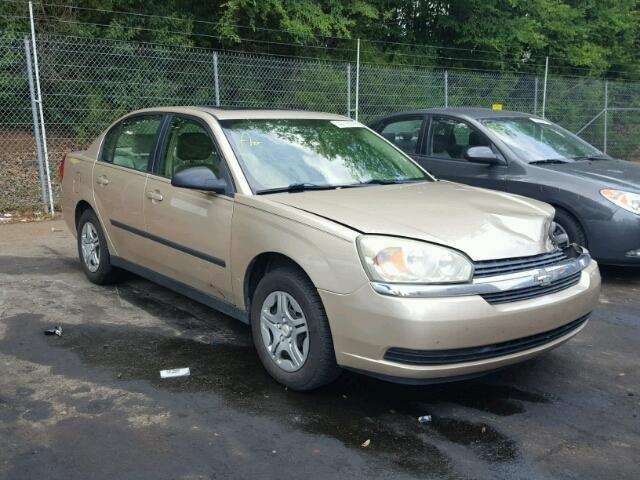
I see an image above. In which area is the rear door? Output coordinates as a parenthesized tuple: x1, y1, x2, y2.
(142, 114, 234, 301)
(92, 114, 163, 260)
(414, 115, 509, 191)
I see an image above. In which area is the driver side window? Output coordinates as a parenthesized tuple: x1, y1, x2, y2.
(160, 116, 221, 179)
(429, 117, 493, 161)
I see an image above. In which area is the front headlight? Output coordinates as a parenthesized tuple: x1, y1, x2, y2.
(356, 235, 473, 284)
(600, 189, 640, 215)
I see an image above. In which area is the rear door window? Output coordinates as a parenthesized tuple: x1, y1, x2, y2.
(379, 117, 424, 154)
(101, 115, 162, 172)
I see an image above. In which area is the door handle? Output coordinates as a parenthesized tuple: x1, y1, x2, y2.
(145, 190, 164, 202)
(96, 175, 109, 186)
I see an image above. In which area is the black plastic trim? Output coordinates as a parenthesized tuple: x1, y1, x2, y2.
(384, 314, 589, 365)
(480, 271, 581, 304)
(111, 256, 247, 323)
(110, 219, 226, 268)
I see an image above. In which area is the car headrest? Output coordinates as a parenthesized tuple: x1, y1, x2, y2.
(131, 134, 156, 154)
(469, 130, 489, 147)
(400, 132, 413, 141)
(177, 132, 213, 161)
(433, 134, 447, 153)
(382, 132, 396, 142)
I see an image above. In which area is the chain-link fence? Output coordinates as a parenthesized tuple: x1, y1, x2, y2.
(2, 31, 640, 212)
(0, 34, 40, 212)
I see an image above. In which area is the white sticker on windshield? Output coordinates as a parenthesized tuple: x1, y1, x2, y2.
(529, 117, 552, 124)
(331, 120, 364, 128)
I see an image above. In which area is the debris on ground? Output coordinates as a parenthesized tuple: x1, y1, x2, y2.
(418, 415, 432, 423)
(44, 326, 63, 336)
(160, 367, 190, 379)
(361, 439, 371, 448)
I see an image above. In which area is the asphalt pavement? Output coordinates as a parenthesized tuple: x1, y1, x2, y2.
(0, 220, 638, 479)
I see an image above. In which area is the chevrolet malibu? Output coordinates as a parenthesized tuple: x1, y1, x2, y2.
(60, 107, 601, 390)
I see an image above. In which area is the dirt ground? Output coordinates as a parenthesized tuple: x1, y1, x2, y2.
(0, 220, 638, 480)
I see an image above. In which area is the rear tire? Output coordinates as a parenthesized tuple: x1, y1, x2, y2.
(250, 266, 341, 390)
(553, 208, 587, 248)
(77, 209, 119, 284)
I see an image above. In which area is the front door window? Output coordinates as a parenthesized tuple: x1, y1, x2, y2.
(429, 117, 493, 161)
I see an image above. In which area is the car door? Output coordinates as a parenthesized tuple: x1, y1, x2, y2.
(142, 114, 234, 301)
(92, 114, 162, 261)
(414, 115, 509, 191)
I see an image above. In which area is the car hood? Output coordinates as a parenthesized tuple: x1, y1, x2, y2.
(268, 181, 555, 261)
(535, 159, 640, 192)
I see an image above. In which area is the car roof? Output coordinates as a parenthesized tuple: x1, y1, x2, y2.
(379, 107, 533, 120)
(126, 106, 350, 121)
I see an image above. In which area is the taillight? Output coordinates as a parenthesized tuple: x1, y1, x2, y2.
(59, 154, 66, 180)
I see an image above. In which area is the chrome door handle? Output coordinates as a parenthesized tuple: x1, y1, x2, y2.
(96, 175, 109, 186)
(145, 190, 163, 202)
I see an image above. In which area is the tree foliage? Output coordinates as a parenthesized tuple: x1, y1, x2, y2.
(2, 0, 640, 77)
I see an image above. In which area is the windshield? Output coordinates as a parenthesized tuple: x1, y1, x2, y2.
(220, 119, 430, 192)
(479, 116, 604, 163)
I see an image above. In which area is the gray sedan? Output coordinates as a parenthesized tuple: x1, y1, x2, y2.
(370, 108, 640, 265)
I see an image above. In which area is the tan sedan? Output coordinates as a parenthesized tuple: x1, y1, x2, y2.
(60, 107, 601, 390)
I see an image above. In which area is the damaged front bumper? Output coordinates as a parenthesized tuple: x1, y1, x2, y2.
(319, 245, 600, 382)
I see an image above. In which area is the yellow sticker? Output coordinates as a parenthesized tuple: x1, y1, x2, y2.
(492, 103, 503, 111)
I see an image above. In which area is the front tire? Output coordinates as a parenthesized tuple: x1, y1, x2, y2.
(553, 208, 587, 248)
(251, 266, 341, 390)
(77, 209, 119, 284)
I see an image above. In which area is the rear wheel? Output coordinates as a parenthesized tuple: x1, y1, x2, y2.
(77, 209, 119, 284)
(250, 266, 341, 390)
(553, 208, 587, 248)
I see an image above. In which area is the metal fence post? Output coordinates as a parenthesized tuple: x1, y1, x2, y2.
(24, 36, 48, 212)
(444, 70, 448, 108)
(533, 76, 538, 115)
(346, 63, 351, 117)
(541, 56, 549, 118)
(213, 51, 220, 107)
(603, 80, 608, 154)
(28, 1, 54, 215)
(354, 39, 360, 122)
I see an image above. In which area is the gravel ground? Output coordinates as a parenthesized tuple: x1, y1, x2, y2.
(0, 220, 638, 480)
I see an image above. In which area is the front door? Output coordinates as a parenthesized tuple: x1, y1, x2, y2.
(92, 114, 162, 260)
(414, 116, 508, 191)
(142, 115, 234, 301)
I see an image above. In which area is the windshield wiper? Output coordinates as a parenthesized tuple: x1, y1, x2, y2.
(573, 154, 610, 161)
(529, 158, 572, 165)
(255, 183, 339, 195)
(348, 177, 427, 187)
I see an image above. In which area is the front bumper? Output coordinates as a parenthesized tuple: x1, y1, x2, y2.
(319, 259, 600, 381)
(584, 208, 640, 265)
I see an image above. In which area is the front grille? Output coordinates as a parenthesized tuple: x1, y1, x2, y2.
(474, 250, 568, 278)
(384, 314, 589, 365)
(481, 271, 582, 305)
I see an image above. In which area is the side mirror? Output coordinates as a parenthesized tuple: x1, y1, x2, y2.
(171, 166, 227, 194)
(465, 146, 504, 165)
